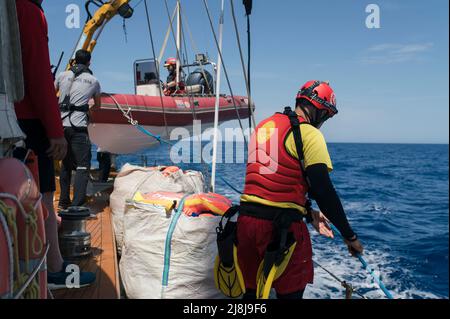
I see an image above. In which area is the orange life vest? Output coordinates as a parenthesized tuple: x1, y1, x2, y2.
(242, 113, 309, 212)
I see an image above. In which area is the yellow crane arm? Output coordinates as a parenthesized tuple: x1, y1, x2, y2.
(65, 0, 133, 70)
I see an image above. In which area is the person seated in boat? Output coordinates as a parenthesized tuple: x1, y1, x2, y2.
(55, 49, 101, 210)
(13, 0, 95, 289)
(236, 80, 364, 299)
(163, 57, 185, 95)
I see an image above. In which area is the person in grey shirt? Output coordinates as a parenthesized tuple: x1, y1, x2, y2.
(55, 49, 101, 208)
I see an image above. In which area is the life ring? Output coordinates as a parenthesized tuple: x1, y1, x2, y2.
(0, 158, 47, 299)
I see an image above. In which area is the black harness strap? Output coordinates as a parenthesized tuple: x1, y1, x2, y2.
(217, 108, 316, 282)
(59, 67, 92, 131)
(283, 106, 313, 220)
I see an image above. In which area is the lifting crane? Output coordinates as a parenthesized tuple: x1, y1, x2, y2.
(65, 0, 133, 70)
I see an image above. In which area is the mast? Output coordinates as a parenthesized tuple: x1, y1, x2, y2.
(176, 1, 181, 84)
(210, 0, 225, 192)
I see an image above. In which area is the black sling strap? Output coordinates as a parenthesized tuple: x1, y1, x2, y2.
(282, 106, 310, 184)
(282, 106, 313, 219)
(59, 71, 90, 115)
(59, 68, 91, 131)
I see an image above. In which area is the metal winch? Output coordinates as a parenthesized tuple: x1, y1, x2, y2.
(58, 206, 92, 259)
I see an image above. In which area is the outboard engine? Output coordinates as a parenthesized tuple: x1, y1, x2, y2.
(186, 68, 214, 95)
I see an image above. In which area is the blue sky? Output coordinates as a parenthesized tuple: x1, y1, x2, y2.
(43, 0, 449, 143)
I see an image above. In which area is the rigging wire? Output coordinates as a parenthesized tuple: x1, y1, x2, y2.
(143, 0, 170, 138)
(242, 1, 252, 124)
(180, 9, 214, 95)
(163, 0, 184, 90)
(165, 0, 221, 186)
(132, 0, 145, 9)
(229, 0, 256, 131)
(246, 12, 251, 119)
(107, 91, 236, 191)
(122, 19, 128, 43)
(210, 0, 225, 192)
(178, 3, 213, 184)
(178, 3, 198, 121)
(202, 0, 248, 149)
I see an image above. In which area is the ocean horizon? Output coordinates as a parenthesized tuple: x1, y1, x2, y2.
(92, 142, 449, 299)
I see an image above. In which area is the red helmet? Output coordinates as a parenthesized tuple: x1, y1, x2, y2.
(296, 80, 338, 117)
(164, 57, 177, 67)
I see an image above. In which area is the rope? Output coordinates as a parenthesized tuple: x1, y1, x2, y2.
(0, 198, 42, 299)
(0, 203, 14, 298)
(109, 90, 393, 300)
(107, 86, 242, 195)
(202, 0, 248, 149)
(328, 223, 394, 299)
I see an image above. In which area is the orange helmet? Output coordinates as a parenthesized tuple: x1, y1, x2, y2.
(164, 57, 177, 67)
(296, 80, 338, 117)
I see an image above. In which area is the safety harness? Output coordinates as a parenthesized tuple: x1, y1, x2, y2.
(216, 106, 314, 298)
(59, 65, 92, 131)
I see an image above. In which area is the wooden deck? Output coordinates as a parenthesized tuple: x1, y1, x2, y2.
(52, 180, 120, 299)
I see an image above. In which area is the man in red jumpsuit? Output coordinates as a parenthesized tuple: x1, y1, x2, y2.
(14, 0, 95, 289)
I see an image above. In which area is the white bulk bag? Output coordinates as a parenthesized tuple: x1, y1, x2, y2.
(119, 200, 222, 299)
(110, 164, 204, 252)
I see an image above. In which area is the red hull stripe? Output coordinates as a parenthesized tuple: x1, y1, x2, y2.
(91, 94, 251, 126)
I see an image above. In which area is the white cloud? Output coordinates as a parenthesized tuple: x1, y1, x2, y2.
(361, 43, 434, 65)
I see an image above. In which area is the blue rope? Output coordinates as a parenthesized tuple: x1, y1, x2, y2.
(135, 123, 395, 299)
(136, 124, 174, 146)
(329, 223, 394, 299)
(162, 195, 188, 287)
(134, 124, 244, 194)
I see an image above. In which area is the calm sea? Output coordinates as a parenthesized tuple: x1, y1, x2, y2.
(95, 142, 449, 299)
